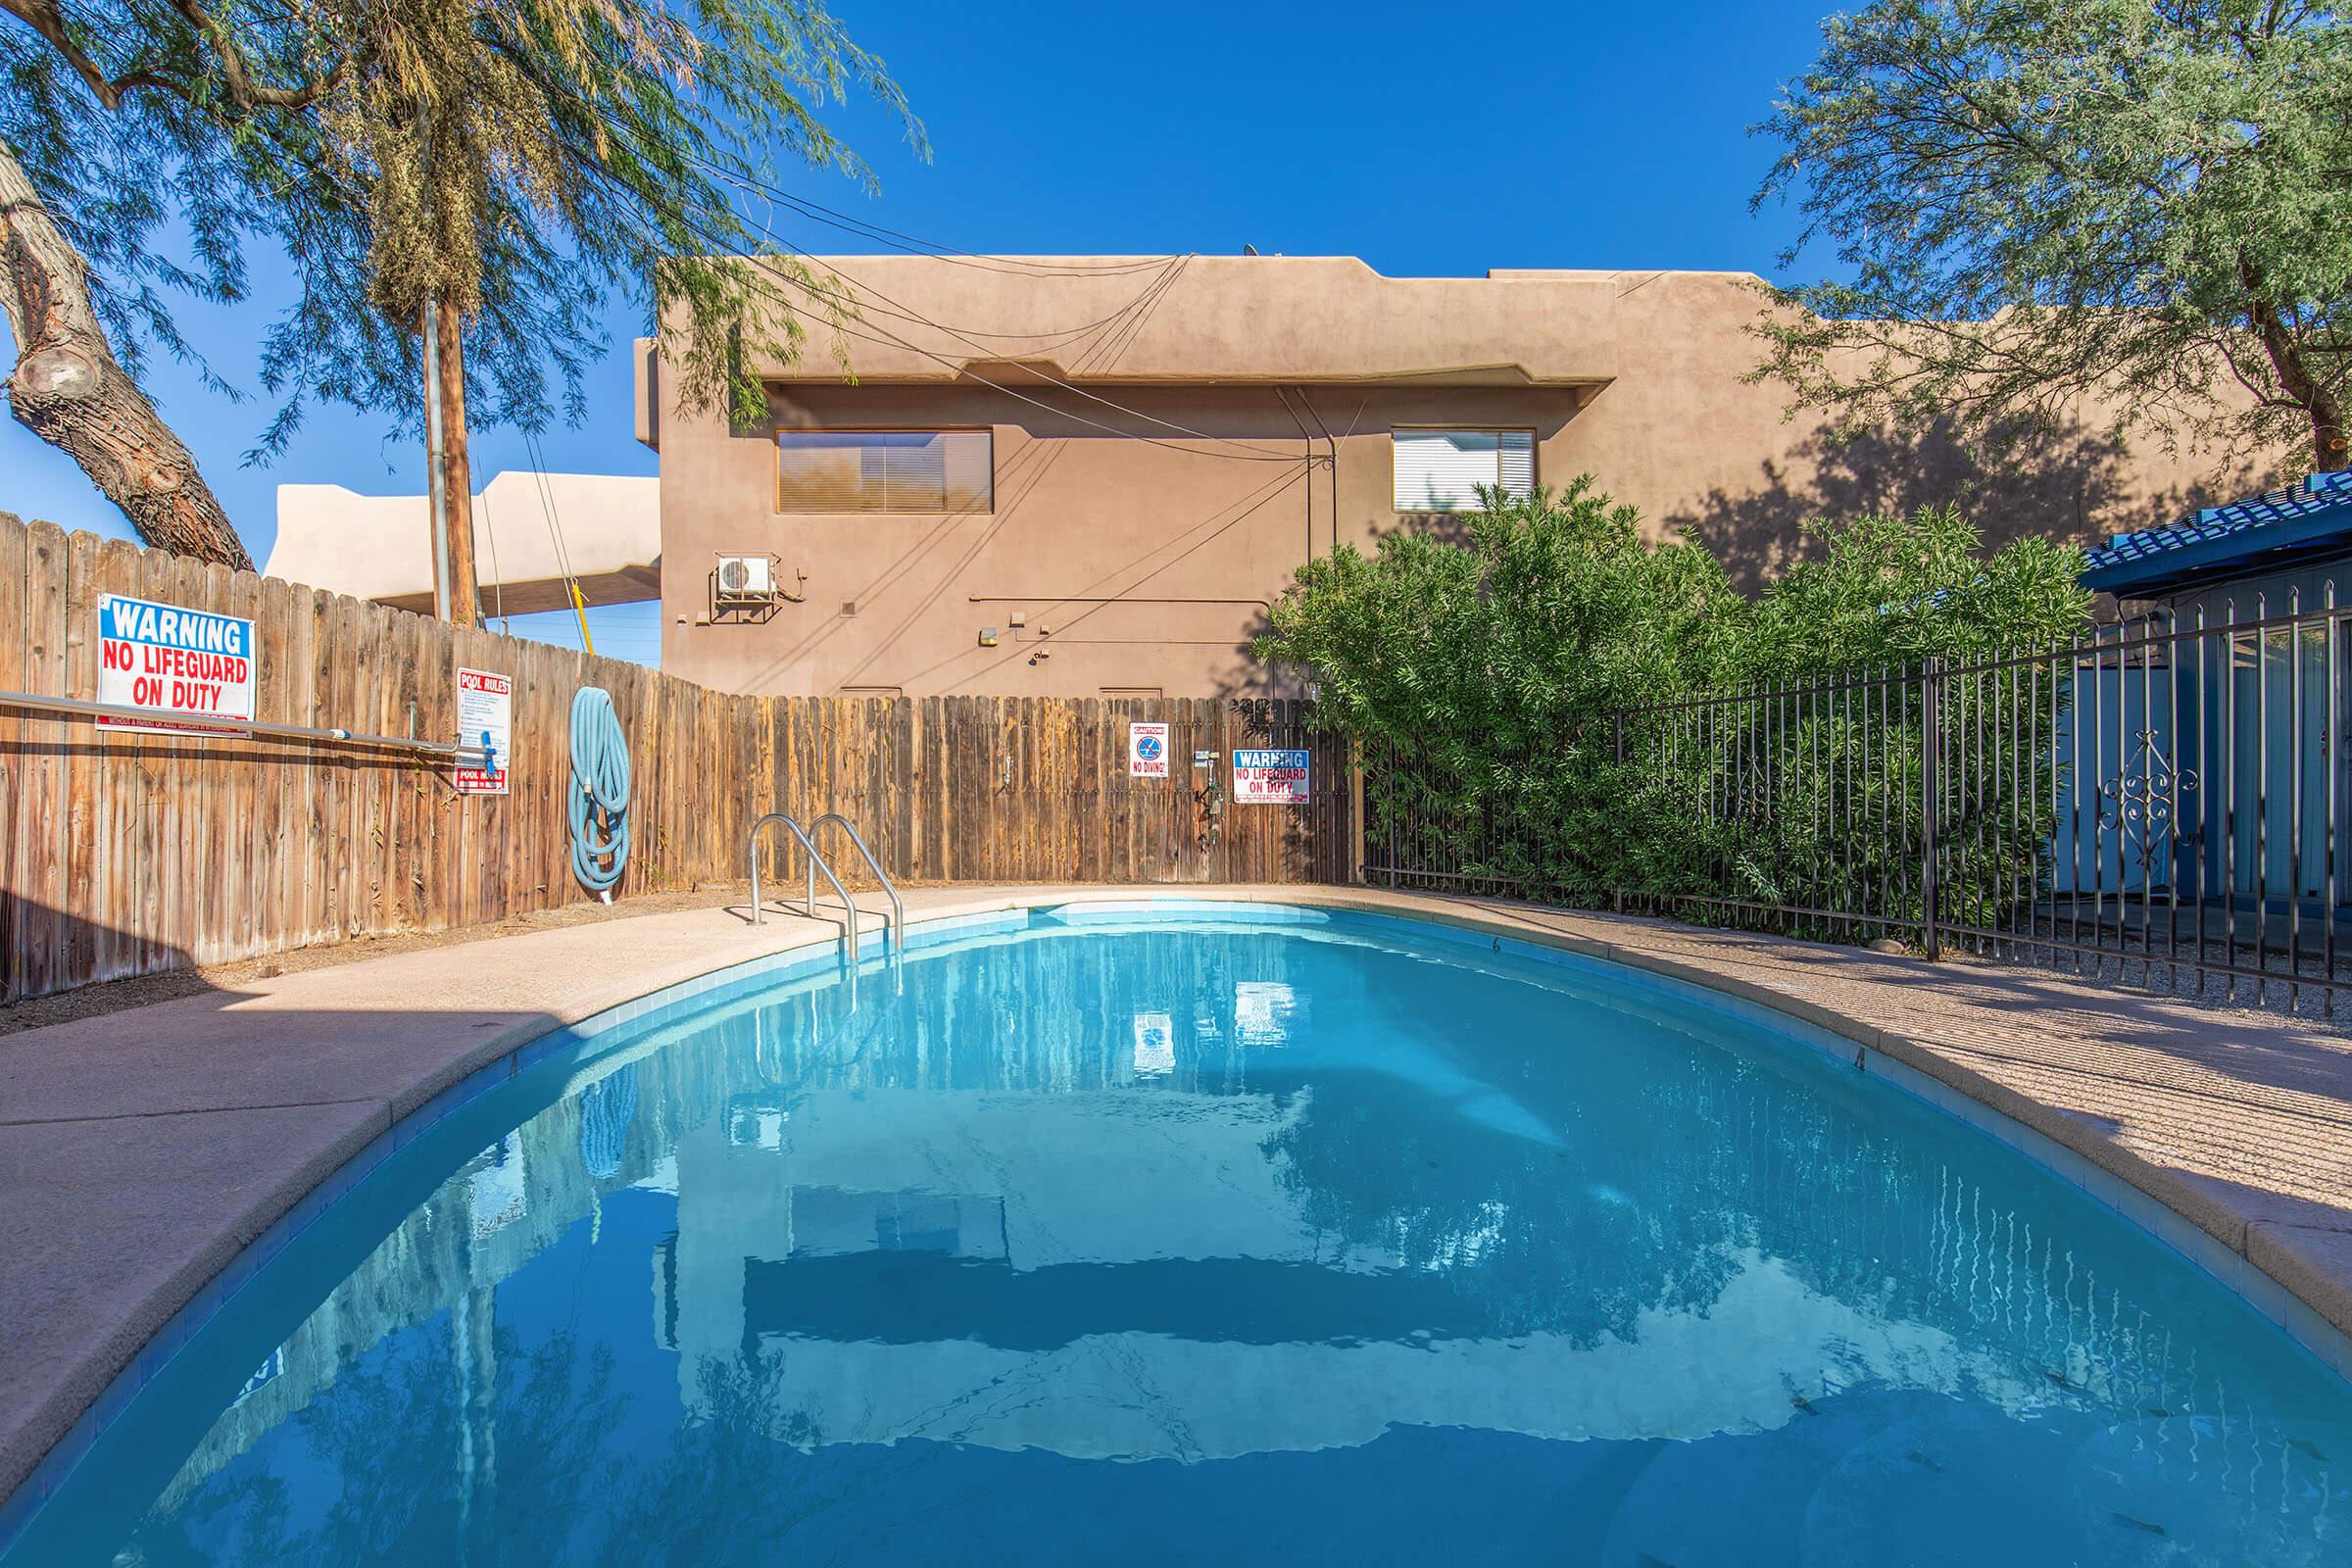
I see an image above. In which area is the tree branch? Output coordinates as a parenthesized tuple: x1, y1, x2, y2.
(0, 0, 123, 107)
(2, 0, 347, 114)
(161, 0, 346, 110)
(0, 131, 254, 565)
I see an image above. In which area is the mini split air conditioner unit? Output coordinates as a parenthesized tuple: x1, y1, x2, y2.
(713, 553, 778, 604)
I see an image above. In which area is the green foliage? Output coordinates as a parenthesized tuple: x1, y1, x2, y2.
(0, 0, 919, 453)
(1743, 505, 2095, 677)
(1262, 481, 1747, 899)
(1264, 479, 1742, 758)
(1257, 478, 2090, 936)
(1754, 0, 2352, 470)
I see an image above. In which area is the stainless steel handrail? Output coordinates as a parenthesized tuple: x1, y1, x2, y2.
(809, 811, 905, 954)
(747, 811, 858, 960)
(0, 687, 491, 762)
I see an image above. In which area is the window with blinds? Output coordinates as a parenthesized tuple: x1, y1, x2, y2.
(776, 430, 993, 514)
(1391, 428, 1536, 512)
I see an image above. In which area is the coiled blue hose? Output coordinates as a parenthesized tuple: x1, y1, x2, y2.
(567, 686, 631, 896)
(578, 1065, 638, 1180)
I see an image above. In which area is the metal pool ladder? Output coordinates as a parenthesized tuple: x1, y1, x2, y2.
(811, 812, 905, 955)
(746, 810, 904, 956)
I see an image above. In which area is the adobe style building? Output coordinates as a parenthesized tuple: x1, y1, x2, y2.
(272, 255, 2256, 696)
(635, 256, 2245, 698)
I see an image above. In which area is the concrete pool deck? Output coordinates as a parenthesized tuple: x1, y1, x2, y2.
(6, 883, 2352, 1511)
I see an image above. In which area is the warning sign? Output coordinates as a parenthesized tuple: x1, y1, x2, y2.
(96, 593, 255, 737)
(455, 667, 512, 794)
(1233, 748, 1310, 806)
(1128, 721, 1170, 778)
(1132, 1012, 1174, 1078)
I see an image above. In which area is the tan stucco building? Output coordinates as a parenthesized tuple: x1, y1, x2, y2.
(632, 254, 2251, 698)
(274, 255, 2253, 696)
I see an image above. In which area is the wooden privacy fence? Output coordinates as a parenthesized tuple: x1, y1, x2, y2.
(0, 514, 1353, 1003)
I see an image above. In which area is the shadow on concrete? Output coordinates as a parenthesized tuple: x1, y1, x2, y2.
(9, 878, 2352, 1558)
(0, 733, 440, 1015)
(0, 986, 575, 1515)
(1, 900, 211, 1033)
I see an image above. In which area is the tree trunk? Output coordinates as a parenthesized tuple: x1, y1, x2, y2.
(433, 297, 478, 625)
(0, 133, 254, 570)
(2243, 257, 2350, 473)
(2310, 398, 2349, 475)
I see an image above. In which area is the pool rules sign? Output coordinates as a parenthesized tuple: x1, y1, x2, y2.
(455, 667, 513, 795)
(96, 593, 255, 737)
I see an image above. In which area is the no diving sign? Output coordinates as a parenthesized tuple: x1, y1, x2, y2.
(1128, 721, 1169, 778)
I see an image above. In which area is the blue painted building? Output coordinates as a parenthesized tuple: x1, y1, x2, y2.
(2072, 473, 2352, 914)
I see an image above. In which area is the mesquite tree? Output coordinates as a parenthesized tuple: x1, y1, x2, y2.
(1757, 0, 2352, 473)
(0, 2, 340, 569)
(0, 0, 914, 577)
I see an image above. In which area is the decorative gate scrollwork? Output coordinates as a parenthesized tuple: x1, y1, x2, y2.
(2097, 727, 2199, 876)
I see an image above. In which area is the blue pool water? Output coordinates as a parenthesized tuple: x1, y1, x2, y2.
(8, 906, 2352, 1565)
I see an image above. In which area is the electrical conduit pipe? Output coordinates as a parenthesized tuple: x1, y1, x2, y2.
(567, 686, 631, 900)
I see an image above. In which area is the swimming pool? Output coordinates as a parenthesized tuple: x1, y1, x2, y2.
(6, 903, 2348, 1564)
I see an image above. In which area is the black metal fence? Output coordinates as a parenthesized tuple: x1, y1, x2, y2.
(1364, 589, 2352, 1020)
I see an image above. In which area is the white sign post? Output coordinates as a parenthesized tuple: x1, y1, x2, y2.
(454, 667, 513, 794)
(96, 593, 255, 737)
(1128, 721, 1170, 778)
(1232, 747, 1311, 806)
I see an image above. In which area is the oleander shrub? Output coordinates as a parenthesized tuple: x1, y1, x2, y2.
(1257, 477, 2090, 939)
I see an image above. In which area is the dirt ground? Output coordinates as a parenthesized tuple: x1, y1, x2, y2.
(0, 885, 759, 1037)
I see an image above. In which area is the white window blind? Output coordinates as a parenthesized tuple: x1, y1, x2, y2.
(1392, 429, 1536, 512)
(777, 430, 993, 514)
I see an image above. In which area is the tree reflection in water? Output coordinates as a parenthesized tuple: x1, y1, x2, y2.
(31, 918, 2351, 1568)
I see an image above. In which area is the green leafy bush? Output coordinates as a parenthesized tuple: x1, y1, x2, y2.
(1257, 478, 2091, 938)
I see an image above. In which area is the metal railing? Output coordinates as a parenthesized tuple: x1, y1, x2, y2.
(0, 687, 492, 764)
(1363, 588, 2352, 1021)
(809, 812, 905, 955)
(747, 812, 858, 962)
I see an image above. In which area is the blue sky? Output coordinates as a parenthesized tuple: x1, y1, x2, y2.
(0, 0, 1833, 666)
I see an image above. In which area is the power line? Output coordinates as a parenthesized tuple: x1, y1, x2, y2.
(889, 466, 1308, 690)
(537, 108, 1305, 465)
(779, 266, 1303, 461)
(691, 152, 1179, 276)
(476, 483, 511, 633)
(695, 215, 1303, 463)
(518, 431, 604, 656)
(697, 166, 1300, 460)
(698, 216, 1300, 462)
(710, 158, 1194, 343)
(785, 261, 1187, 348)
(822, 276, 1274, 689)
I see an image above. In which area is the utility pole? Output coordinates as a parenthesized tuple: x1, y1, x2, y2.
(420, 296, 480, 625)
(435, 297, 479, 626)
(415, 92, 477, 627)
(422, 294, 452, 622)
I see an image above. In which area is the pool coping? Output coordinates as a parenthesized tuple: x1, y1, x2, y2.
(6, 883, 2352, 1542)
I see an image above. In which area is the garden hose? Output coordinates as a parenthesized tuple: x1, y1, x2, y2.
(577, 1065, 639, 1181)
(567, 686, 631, 900)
